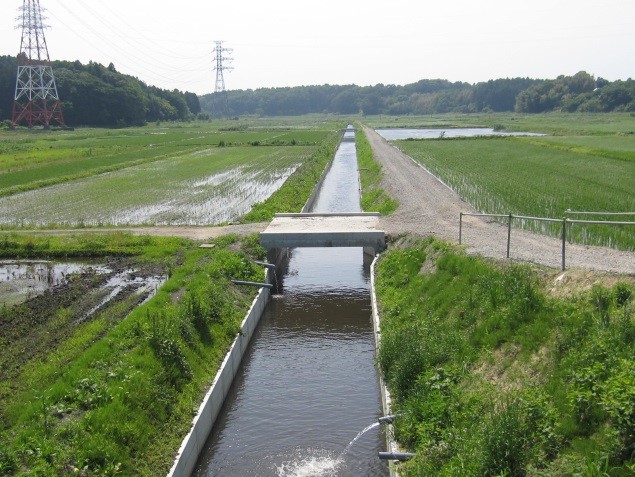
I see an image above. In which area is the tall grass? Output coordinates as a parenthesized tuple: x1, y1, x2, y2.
(376, 238, 635, 476)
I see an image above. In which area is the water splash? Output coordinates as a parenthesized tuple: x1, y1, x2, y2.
(276, 454, 341, 477)
(276, 422, 381, 477)
(342, 422, 380, 455)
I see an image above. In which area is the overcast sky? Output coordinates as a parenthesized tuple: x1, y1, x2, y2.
(1, 0, 633, 95)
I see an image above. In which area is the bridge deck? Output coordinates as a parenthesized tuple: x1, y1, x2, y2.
(260, 213, 385, 252)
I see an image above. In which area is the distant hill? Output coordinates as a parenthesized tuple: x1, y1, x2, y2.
(0, 56, 200, 127)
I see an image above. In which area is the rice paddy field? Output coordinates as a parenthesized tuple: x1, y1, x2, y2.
(0, 120, 339, 227)
(380, 113, 635, 251)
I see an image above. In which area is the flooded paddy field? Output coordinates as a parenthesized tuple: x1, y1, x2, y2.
(0, 256, 166, 391)
(0, 121, 338, 227)
(0, 147, 304, 227)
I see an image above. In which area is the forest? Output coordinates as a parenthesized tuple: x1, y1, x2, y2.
(0, 55, 200, 127)
(201, 71, 635, 117)
(1, 54, 634, 126)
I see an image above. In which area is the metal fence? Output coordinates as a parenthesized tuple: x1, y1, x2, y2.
(459, 211, 635, 271)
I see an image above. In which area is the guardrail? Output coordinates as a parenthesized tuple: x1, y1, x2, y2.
(459, 212, 635, 271)
(564, 210, 635, 244)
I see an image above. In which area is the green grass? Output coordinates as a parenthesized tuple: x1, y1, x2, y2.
(356, 126, 398, 215)
(0, 231, 185, 259)
(0, 232, 268, 476)
(396, 136, 635, 250)
(376, 238, 635, 476)
(0, 145, 310, 227)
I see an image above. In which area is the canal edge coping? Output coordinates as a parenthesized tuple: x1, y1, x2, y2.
(167, 273, 271, 477)
(370, 255, 399, 477)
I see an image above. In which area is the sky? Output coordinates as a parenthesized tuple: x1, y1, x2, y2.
(1, 0, 634, 96)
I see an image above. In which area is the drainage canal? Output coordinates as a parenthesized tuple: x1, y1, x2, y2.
(192, 130, 388, 476)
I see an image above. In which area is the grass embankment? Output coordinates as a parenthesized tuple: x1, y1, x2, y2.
(241, 127, 343, 221)
(0, 232, 268, 476)
(376, 238, 635, 476)
(356, 126, 398, 215)
(396, 134, 635, 251)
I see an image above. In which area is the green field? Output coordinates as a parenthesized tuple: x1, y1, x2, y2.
(0, 113, 633, 477)
(381, 114, 635, 251)
(0, 120, 340, 227)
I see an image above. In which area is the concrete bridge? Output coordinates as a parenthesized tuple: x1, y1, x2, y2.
(260, 212, 386, 255)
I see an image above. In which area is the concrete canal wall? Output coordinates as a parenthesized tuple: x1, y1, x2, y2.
(167, 279, 271, 477)
(371, 256, 398, 477)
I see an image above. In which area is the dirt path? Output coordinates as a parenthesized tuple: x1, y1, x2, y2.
(14, 222, 269, 241)
(363, 126, 635, 275)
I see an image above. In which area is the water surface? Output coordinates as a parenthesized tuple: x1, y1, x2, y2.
(376, 127, 544, 140)
(193, 132, 387, 476)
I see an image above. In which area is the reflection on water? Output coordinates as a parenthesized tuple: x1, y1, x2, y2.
(376, 127, 545, 140)
(0, 261, 106, 306)
(0, 260, 165, 310)
(0, 162, 299, 227)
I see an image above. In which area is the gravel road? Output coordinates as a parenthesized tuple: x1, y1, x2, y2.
(363, 126, 635, 275)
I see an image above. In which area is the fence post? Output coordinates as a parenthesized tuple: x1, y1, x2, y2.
(561, 218, 567, 271)
(507, 213, 512, 259)
(459, 212, 463, 245)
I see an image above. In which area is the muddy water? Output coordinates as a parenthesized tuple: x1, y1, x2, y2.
(0, 260, 165, 310)
(0, 261, 105, 306)
(192, 135, 388, 476)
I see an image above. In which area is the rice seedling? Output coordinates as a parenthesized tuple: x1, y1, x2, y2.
(396, 136, 635, 250)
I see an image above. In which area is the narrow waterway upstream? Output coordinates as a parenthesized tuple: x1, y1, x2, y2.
(192, 133, 388, 476)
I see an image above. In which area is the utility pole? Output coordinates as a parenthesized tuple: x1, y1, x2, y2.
(211, 41, 233, 118)
(11, 0, 65, 129)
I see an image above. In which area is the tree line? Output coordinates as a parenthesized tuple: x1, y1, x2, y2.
(200, 71, 635, 117)
(2, 54, 634, 126)
(0, 55, 200, 127)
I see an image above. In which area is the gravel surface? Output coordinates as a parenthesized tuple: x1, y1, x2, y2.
(363, 126, 635, 275)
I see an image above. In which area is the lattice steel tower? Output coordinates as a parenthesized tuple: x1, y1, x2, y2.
(12, 0, 65, 128)
(212, 41, 233, 117)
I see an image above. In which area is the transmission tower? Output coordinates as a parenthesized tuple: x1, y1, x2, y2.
(11, 0, 65, 129)
(211, 41, 233, 117)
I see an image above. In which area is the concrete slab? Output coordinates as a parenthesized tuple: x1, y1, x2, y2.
(260, 213, 385, 252)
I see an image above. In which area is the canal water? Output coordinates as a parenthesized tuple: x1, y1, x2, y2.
(192, 134, 388, 476)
